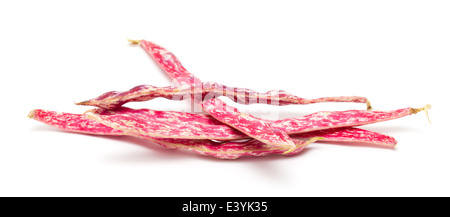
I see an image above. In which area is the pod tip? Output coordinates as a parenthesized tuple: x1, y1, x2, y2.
(127, 39, 141, 44)
(28, 110, 36, 119)
(366, 100, 373, 111)
(411, 104, 432, 124)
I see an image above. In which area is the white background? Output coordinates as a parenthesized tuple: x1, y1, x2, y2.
(1, 0, 449, 196)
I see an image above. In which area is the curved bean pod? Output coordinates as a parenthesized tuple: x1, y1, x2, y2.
(29, 109, 397, 159)
(84, 105, 428, 141)
(76, 82, 370, 110)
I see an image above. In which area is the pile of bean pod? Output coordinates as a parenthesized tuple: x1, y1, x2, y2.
(29, 39, 431, 159)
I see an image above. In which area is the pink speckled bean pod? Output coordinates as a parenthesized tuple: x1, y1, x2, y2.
(129, 39, 202, 86)
(29, 109, 123, 136)
(135, 39, 298, 150)
(270, 104, 432, 134)
(84, 104, 428, 141)
(202, 98, 429, 139)
(29, 109, 396, 159)
(90, 107, 397, 148)
(76, 82, 370, 110)
(201, 98, 410, 152)
(87, 107, 247, 140)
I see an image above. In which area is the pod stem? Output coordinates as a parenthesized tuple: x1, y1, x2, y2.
(75, 100, 89, 106)
(410, 104, 432, 124)
(28, 110, 36, 119)
(366, 100, 373, 111)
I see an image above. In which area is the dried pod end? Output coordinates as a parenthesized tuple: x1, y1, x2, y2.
(410, 104, 432, 124)
(410, 104, 432, 114)
(127, 39, 141, 44)
(366, 100, 373, 111)
(28, 110, 36, 119)
(75, 100, 90, 106)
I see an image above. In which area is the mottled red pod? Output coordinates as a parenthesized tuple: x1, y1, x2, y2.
(29, 109, 397, 159)
(92, 107, 397, 147)
(293, 128, 397, 148)
(201, 98, 407, 151)
(132, 39, 202, 86)
(127, 39, 372, 110)
(29, 39, 429, 159)
(85, 105, 430, 141)
(77, 82, 370, 110)
(29, 109, 123, 135)
(271, 104, 432, 134)
(86, 107, 248, 140)
(28, 109, 314, 158)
